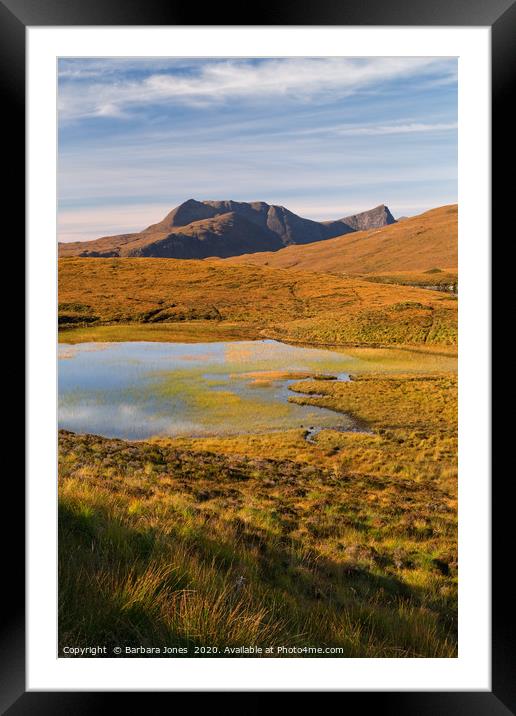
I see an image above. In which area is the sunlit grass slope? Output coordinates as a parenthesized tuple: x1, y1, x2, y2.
(225, 205, 457, 274)
(360, 268, 457, 293)
(59, 257, 457, 346)
(59, 360, 457, 658)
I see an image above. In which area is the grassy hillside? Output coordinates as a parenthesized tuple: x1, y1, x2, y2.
(59, 364, 457, 657)
(59, 257, 457, 346)
(361, 268, 457, 293)
(225, 205, 457, 274)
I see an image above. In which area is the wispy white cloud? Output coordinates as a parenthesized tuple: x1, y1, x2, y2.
(58, 57, 455, 121)
(58, 58, 197, 79)
(58, 152, 457, 205)
(332, 121, 457, 136)
(57, 57, 457, 241)
(284, 119, 457, 138)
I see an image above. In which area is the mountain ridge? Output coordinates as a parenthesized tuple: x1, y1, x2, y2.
(58, 199, 396, 259)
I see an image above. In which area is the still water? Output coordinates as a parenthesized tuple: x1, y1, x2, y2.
(58, 339, 358, 439)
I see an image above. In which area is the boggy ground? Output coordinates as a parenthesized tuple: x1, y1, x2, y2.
(59, 360, 457, 658)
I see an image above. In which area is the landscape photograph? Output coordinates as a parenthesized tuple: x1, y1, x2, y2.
(58, 56, 458, 658)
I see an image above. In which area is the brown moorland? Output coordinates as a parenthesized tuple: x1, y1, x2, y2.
(57, 201, 458, 659)
(59, 368, 457, 657)
(58, 257, 457, 346)
(361, 269, 457, 293)
(225, 205, 457, 275)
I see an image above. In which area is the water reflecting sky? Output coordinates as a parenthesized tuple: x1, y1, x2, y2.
(58, 339, 355, 439)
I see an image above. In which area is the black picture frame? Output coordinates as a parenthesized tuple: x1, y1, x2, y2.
(5, 0, 506, 709)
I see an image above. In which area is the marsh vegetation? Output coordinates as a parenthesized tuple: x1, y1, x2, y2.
(59, 341, 457, 657)
(58, 241, 458, 659)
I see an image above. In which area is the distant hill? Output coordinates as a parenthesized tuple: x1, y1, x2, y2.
(58, 199, 396, 259)
(225, 205, 457, 274)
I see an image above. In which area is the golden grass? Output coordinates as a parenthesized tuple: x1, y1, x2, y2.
(59, 257, 457, 346)
(361, 269, 457, 292)
(59, 321, 256, 344)
(59, 364, 457, 658)
(58, 234, 458, 657)
(225, 205, 457, 274)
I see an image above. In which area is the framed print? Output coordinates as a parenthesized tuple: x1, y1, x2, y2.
(4, 0, 509, 708)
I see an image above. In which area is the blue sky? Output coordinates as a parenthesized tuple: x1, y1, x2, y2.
(58, 57, 457, 242)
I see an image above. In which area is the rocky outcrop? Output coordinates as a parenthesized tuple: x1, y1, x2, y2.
(323, 204, 396, 235)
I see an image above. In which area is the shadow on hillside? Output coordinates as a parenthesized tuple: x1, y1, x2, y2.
(58, 495, 450, 658)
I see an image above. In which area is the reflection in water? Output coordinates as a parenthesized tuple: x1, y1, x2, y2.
(59, 339, 356, 440)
